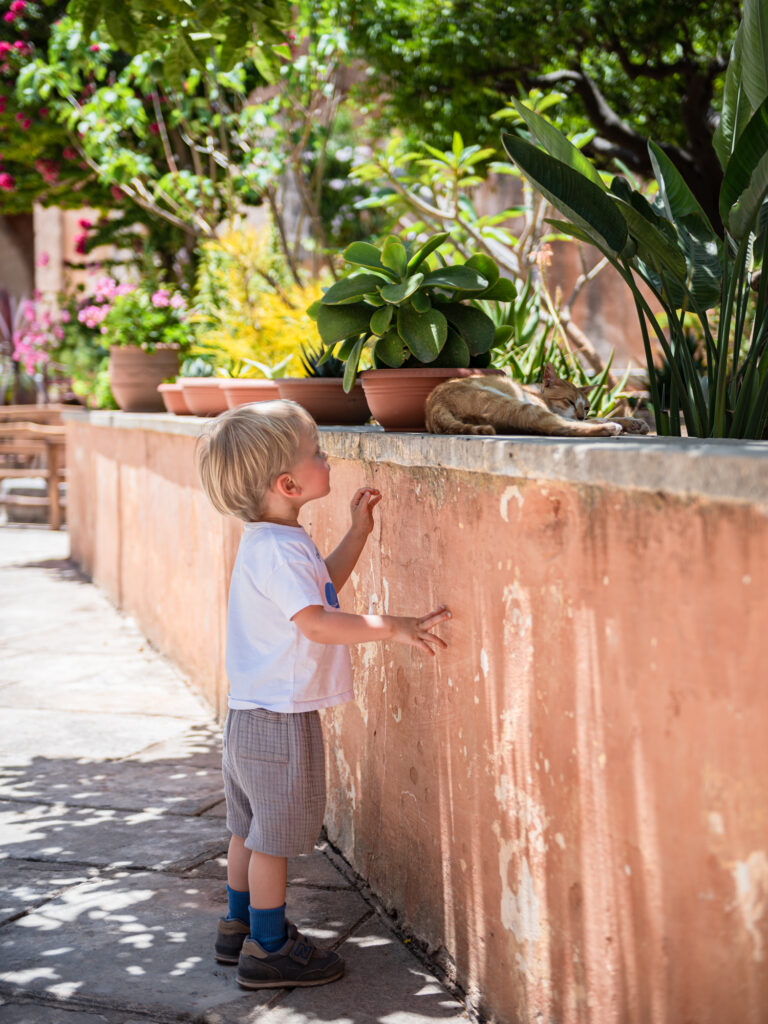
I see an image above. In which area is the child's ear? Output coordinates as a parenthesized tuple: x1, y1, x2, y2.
(274, 472, 300, 497)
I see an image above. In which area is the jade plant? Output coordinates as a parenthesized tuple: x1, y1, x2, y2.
(310, 232, 516, 391)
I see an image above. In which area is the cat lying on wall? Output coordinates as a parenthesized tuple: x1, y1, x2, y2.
(425, 363, 650, 437)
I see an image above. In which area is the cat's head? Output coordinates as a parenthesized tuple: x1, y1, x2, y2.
(540, 362, 595, 420)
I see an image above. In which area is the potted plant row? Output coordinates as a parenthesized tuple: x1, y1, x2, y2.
(309, 231, 515, 429)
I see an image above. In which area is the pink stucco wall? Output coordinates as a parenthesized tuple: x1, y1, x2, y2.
(66, 413, 768, 1024)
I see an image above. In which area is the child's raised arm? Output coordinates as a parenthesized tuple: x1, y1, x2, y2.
(292, 604, 451, 657)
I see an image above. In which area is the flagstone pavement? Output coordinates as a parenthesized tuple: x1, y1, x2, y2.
(0, 525, 470, 1024)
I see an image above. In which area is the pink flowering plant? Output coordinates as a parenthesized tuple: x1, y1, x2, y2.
(99, 283, 191, 352)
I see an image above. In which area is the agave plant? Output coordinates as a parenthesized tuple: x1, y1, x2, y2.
(298, 341, 345, 378)
(500, 0, 768, 439)
(309, 232, 516, 391)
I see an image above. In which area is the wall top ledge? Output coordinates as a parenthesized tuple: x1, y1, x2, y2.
(64, 410, 768, 507)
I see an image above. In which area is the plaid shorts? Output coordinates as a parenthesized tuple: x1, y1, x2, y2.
(222, 707, 326, 857)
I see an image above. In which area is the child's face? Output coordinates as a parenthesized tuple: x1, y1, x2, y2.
(289, 428, 331, 502)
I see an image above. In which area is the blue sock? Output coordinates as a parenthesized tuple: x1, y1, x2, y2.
(226, 885, 250, 925)
(249, 903, 287, 952)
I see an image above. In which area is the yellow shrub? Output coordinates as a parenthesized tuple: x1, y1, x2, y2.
(193, 225, 326, 377)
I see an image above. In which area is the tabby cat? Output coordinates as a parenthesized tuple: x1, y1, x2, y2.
(425, 363, 649, 437)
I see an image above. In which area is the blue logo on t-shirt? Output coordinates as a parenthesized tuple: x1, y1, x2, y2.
(325, 582, 340, 608)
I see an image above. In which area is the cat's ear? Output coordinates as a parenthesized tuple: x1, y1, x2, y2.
(541, 362, 559, 388)
(580, 382, 599, 394)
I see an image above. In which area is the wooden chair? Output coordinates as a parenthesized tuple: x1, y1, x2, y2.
(0, 421, 67, 530)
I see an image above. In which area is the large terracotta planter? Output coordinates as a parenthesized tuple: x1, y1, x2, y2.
(157, 382, 191, 415)
(108, 345, 180, 413)
(220, 378, 281, 409)
(360, 367, 504, 431)
(179, 378, 229, 416)
(276, 378, 370, 425)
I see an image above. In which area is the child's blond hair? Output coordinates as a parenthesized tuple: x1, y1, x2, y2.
(196, 400, 317, 521)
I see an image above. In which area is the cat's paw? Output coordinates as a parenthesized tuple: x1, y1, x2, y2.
(599, 422, 623, 436)
(622, 418, 649, 434)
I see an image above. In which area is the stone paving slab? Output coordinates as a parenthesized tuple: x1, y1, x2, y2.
(0, 871, 370, 1021)
(0, 761, 223, 817)
(0, 800, 226, 871)
(202, 915, 469, 1024)
(123, 723, 223, 769)
(0, 862, 96, 925)
(0, 710, 208, 766)
(0, 1005, 118, 1024)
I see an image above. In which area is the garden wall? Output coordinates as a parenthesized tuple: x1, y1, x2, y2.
(65, 411, 768, 1024)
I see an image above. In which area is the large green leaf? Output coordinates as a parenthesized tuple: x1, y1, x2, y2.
(713, 31, 753, 168)
(343, 242, 397, 279)
(342, 336, 367, 393)
(502, 133, 629, 257)
(381, 237, 408, 277)
(406, 232, 449, 273)
(430, 329, 470, 367)
(721, 97, 768, 239)
(321, 273, 389, 305)
(316, 303, 372, 346)
(479, 278, 517, 301)
(648, 142, 717, 233)
(437, 303, 496, 354)
(611, 197, 687, 281)
(421, 267, 488, 292)
(511, 100, 606, 190)
(370, 304, 394, 336)
(379, 273, 425, 304)
(373, 331, 407, 367)
(396, 307, 447, 362)
(741, 0, 768, 111)
(464, 253, 500, 288)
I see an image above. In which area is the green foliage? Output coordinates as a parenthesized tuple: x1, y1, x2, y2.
(311, 231, 516, 391)
(299, 341, 344, 378)
(328, 0, 739, 223)
(500, 0, 768, 438)
(102, 288, 191, 352)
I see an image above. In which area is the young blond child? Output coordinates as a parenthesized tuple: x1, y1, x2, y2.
(196, 400, 450, 990)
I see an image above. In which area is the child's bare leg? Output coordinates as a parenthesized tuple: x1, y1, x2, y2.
(227, 834, 250, 892)
(249, 850, 287, 909)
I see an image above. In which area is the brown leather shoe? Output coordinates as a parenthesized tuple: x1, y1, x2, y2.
(214, 916, 250, 964)
(236, 922, 345, 989)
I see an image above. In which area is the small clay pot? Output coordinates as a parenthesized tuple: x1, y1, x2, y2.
(276, 378, 370, 425)
(360, 367, 504, 431)
(108, 345, 180, 413)
(179, 378, 229, 416)
(220, 379, 281, 409)
(157, 382, 191, 415)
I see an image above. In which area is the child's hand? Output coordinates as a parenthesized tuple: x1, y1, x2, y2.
(390, 605, 451, 657)
(349, 487, 381, 537)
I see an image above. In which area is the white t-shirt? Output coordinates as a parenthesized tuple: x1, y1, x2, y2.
(226, 521, 354, 712)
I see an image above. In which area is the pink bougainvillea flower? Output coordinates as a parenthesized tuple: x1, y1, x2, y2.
(15, 112, 31, 130)
(151, 289, 171, 307)
(89, 44, 99, 52)
(13, 41, 30, 53)
(10, 1, 27, 14)
(0, 41, 12, 55)
(3, 12, 17, 23)
(36, 251, 50, 268)
(78, 218, 92, 230)
(74, 234, 88, 255)
(0, 172, 15, 191)
(148, 122, 160, 135)
(62, 146, 77, 160)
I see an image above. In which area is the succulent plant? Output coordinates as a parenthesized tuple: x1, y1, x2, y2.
(179, 356, 215, 377)
(309, 232, 516, 390)
(298, 341, 345, 378)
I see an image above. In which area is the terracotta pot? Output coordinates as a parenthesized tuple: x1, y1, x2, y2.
(276, 378, 370, 425)
(179, 378, 229, 416)
(360, 367, 505, 431)
(157, 382, 191, 415)
(108, 345, 180, 413)
(220, 378, 281, 409)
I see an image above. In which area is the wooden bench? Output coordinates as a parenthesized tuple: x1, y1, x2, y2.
(0, 421, 67, 530)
